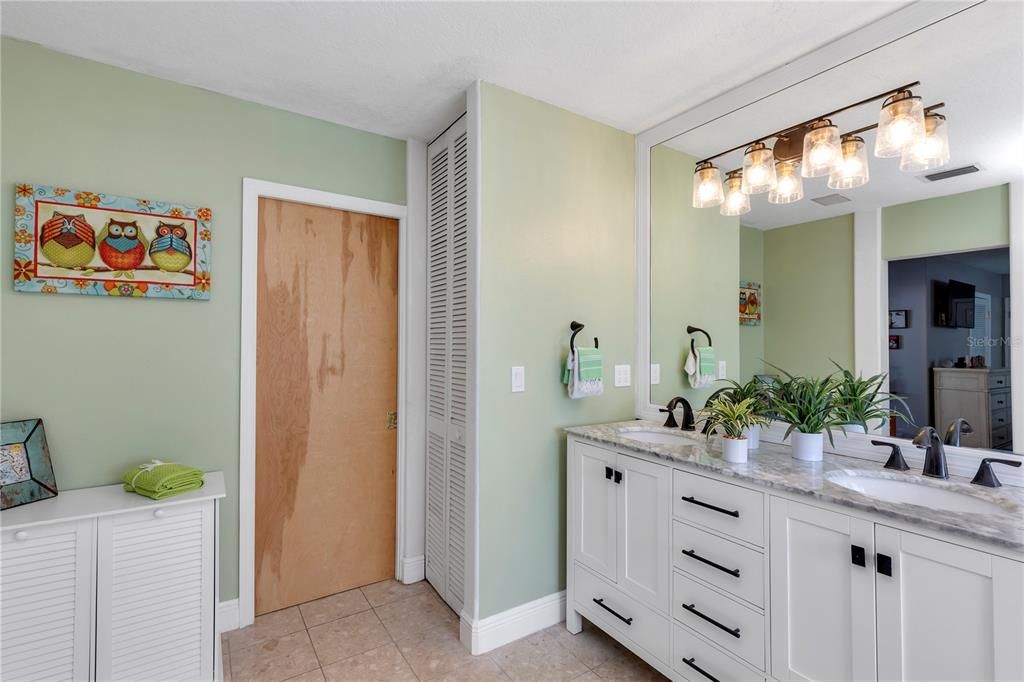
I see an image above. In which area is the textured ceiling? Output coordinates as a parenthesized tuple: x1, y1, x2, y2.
(661, 1, 1024, 229)
(1, 1, 907, 141)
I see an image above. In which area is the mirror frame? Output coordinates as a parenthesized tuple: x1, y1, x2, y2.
(634, 1, 1024, 481)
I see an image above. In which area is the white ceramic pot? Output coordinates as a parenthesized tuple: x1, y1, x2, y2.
(722, 436, 749, 463)
(791, 431, 824, 462)
(742, 424, 761, 450)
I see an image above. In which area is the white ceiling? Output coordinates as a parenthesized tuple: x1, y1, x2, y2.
(1, 1, 907, 142)
(661, 1, 1024, 229)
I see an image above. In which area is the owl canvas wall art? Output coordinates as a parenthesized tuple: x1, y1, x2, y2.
(13, 183, 211, 299)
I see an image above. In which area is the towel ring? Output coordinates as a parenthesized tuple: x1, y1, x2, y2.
(686, 325, 712, 355)
(570, 321, 598, 354)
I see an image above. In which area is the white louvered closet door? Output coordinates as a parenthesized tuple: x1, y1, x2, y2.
(95, 500, 215, 682)
(426, 115, 471, 615)
(0, 519, 95, 682)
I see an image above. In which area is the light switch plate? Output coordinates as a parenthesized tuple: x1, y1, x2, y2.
(718, 360, 727, 379)
(650, 363, 661, 385)
(614, 364, 631, 387)
(511, 366, 525, 393)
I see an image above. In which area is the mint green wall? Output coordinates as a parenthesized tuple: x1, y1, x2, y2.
(0, 39, 406, 601)
(477, 83, 635, 618)
(883, 184, 1009, 259)
(650, 146, 740, 406)
(763, 215, 855, 377)
(739, 226, 765, 382)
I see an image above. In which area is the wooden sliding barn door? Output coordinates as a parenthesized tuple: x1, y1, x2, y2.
(255, 198, 399, 614)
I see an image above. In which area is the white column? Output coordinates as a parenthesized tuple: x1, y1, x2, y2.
(854, 209, 885, 382)
(1009, 181, 1023, 447)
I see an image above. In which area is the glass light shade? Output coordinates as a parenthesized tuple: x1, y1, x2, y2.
(828, 135, 870, 189)
(900, 113, 950, 172)
(875, 91, 925, 158)
(801, 120, 842, 177)
(769, 160, 804, 204)
(691, 162, 724, 208)
(741, 142, 777, 194)
(720, 172, 750, 217)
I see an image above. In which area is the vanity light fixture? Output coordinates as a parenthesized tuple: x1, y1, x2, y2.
(900, 111, 950, 171)
(720, 170, 750, 216)
(741, 142, 777, 194)
(828, 134, 870, 189)
(801, 119, 842, 178)
(688, 82, 948, 212)
(768, 160, 804, 204)
(691, 161, 725, 208)
(875, 89, 925, 158)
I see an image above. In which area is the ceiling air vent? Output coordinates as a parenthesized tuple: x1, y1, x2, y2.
(920, 164, 980, 182)
(811, 193, 852, 206)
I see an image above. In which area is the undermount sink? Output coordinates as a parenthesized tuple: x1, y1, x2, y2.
(826, 472, 1006, 515)
(618, 429, 694, 445)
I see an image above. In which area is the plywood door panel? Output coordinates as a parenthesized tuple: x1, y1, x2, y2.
(256, 197, 399, 614)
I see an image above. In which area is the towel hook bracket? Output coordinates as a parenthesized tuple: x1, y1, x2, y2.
(686, 325, 712, 355)
(570, 320, 598, 353)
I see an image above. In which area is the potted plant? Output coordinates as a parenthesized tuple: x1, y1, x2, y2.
(830, 361, 912, 433)
(717, 378, 772, 449)
(766, 365, 844, 462)
(699, 395, 770, 463)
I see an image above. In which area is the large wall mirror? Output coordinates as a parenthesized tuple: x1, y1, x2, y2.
(640, 1, 1023, 459)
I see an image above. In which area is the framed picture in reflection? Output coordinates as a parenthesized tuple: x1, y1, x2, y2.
(889, 335, 902, 350)
(889, 309, 909, 329)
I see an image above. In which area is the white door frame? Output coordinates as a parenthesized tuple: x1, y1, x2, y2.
(239, 178, 411, 627)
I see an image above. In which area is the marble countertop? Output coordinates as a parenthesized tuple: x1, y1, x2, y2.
(565, 421, 1024, 552)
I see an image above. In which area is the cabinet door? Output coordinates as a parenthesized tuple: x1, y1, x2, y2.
(770, 497, 876, 682)
(876, 526, 1024, 681)
(571, 441, 618, 581)
(617, 453, 670, 611)
(1, 520, 95, 682)
(96, 501, 215, 681)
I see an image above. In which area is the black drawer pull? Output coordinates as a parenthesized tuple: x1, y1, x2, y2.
(681, 603, 741, 638)
(613, 470, 623, 485)
(605, 466, 613, 480)
(681, 548, 740, 577)
(593, 598, 632, 625)
(681, 495, 740, 518)
(682, 657, 721, 682)
(877, 553, 893, 577)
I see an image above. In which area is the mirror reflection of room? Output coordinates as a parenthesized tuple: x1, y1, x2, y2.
(649, 2, 1019, 455)
(889, 246, 1011, 449)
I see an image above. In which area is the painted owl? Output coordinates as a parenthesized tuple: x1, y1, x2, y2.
(39, 212, 96, 268)
(98, 219, 148, 271)
(148, 221, 193, 273)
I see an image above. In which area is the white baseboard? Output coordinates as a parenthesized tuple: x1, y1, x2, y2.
(218, 599, 240, 633)
(460, 591, 566, 655)
(399, 555, 425, 584)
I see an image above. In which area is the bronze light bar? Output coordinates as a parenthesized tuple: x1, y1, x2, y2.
(718, 101, 945, 177)
(696, 81, 921, 166)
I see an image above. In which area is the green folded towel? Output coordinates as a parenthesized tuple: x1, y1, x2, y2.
(697, 346, 716, 379)
(576, 348, 603, 381)
(123, 460, 204, 500)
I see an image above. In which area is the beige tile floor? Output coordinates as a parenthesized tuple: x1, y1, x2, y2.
(222, 580, 667, 682)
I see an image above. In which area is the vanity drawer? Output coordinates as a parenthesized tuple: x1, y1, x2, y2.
(673, 623, 766, 682)
(991, 389, 1011, 412)
(992, 424, 1012, 448)
(991, 408, 1011, 430)
(673, 471, 764, 547)
(672, 571, 764, 670)
(573, 563, 670, 664)
(988, 371, 1010, 390)
(672, 521, 764, 608)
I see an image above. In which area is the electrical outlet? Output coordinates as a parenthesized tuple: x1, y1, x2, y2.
(650, 363, 661, 385)
(511, 366, 525, 393)
(614, 365, 631, 387)
(718, 360, 727, 379)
